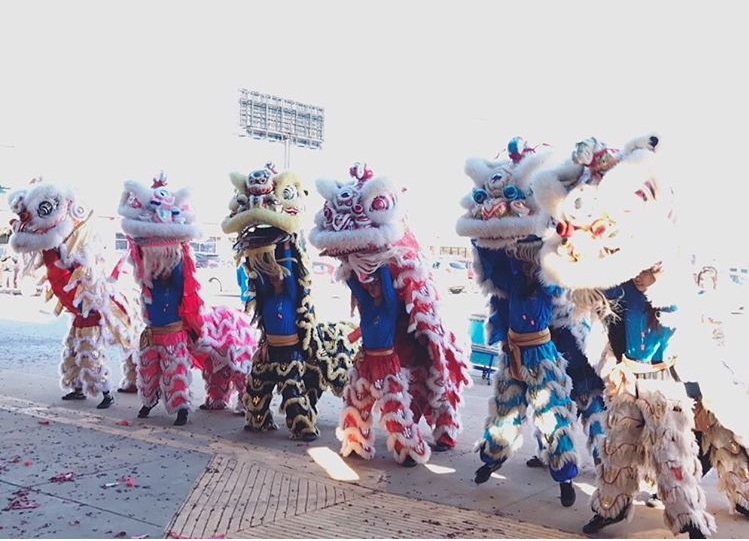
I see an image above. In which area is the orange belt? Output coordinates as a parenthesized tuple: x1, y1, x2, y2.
(365, 348, 394, 356)
(607, 355, 677, 396)
(266, 333, 300, 347)
(506, 328, 551, 380)
(140, 321, 185, 348)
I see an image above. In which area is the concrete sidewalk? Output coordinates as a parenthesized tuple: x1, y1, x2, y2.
(0, 394, 579, 539)
(1, 293, 748, 538)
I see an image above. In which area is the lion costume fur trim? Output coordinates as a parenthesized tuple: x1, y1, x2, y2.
(239, 233, 356, 396)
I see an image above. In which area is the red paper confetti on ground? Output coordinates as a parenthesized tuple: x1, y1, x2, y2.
(49, 472, 75, 483)
(3, 490, 39, 511)
(22, 460, 32, 467)
(166, 533, 224, 539)
(117, 475, 137, 487)
(37, 419, 50, 425)
(115, 419, 130, 426)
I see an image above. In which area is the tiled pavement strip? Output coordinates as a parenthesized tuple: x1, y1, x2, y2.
(0, 394, 580, 539)
(167, 455, 581, 539)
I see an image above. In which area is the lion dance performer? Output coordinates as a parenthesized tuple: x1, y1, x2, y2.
(118, 174, 258, 426)
(9, 179, 141, 408)
(455, 137, 610, 507)
(538, 134, 749, 538)
(222, 162, 357, 441)
(309, 163, 471, 466)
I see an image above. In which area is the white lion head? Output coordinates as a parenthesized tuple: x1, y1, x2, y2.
(539, 137, 673, 290)
(118, 173, 199, 241)
(9, 179, 89, 253)
(455, 137, 553, 249)
(308, 163, 403, 256)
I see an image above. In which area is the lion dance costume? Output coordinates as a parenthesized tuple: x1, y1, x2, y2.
(222, 162, 357, 441)
(538, 134, 749, 538)
(455, 138, 613, 507)
(309, 163, 471, 466)
(118, 174, 259, 426)
(9, 180, 141, 408)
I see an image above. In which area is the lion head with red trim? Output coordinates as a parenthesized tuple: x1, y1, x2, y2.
(117, 173, 199, 242)
(9, 179, 90, 253)
(309, 163, 402, 257)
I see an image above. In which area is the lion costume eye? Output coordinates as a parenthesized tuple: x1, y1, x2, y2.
(491, 173, 503, 182)
(472, 188, 488, 204)
(250, 170, 270, 183)
(370, 196, 390, 211)
(282, 185, 298, 201)
(154, 188, 170, 199)
(37, 199, 57, 217)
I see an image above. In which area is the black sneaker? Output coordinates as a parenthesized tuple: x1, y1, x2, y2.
(300, 432, 318, 443)
(137, 404, 155, 418)
(62, 390, 86, 400)
(244, 415, 278, 432)
(681, 523, 706, 539)
(199, 402, 226, 411)
(474, 462, 501, 484)
(560, 482, 576, 507)
(96, 394, 114, 409)
(582, 512, 626, 534)
(430, 441, 451, 453)
(736, 503, 749, 518)
(116, 385, 137, 394)
(401, 456, 417, 468)
(645, 492, 662, 508)
(173, 409, 188, 426)
(526, 456, 546, 468)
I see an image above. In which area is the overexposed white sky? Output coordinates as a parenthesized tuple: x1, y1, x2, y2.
(1, 1, 747, 264)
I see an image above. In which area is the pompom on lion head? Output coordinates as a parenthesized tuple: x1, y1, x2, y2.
(117, 173, 200, 242)
(221, 162, 307, 246)
(455, 137, 553, 249)
(538, 134, 673, 291)
(308, 163, 402, 257)
(9, 178, 90, 253)
(531, 133, 660, 224)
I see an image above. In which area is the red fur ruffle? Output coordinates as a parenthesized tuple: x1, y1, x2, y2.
(178, 242, 204, 336)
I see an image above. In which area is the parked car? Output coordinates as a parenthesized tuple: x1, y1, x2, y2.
(195, 253, 221, 269)
(311, 260, 337, 284)
(431, 258, 472, 294)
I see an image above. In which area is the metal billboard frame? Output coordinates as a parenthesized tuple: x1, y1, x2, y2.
(238, 90, 325, 167)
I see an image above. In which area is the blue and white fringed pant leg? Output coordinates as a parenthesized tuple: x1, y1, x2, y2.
(477, 350, 580, 483)
(576, 390, 606, 465)
(532, 388, 606, 466)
